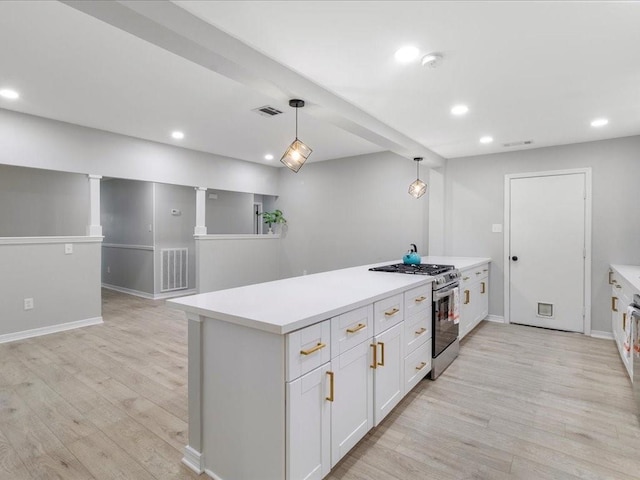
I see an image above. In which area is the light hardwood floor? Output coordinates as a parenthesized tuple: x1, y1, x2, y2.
(1, 290, 638, 479)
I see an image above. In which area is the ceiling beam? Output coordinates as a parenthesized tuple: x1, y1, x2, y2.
(61, 0, 444, 167)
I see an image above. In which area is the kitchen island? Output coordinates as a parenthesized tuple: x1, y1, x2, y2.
(169, 256, 490, 480)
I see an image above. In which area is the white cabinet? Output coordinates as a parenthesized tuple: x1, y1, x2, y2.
(286, 364, 331, 480)
(459, 264, 489, 339)
(610, 269, 633, 379)
(372, 322, 404, 426)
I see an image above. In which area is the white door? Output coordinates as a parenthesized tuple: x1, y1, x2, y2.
(330, 340, 373, 467)
(508, 172, 587, 332)
(286, 364, 331, 480)
(373, 322, 404, 426)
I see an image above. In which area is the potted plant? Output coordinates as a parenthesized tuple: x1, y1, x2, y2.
(260, 209, 287, 234)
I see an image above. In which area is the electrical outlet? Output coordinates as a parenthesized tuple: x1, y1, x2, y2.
(65, 243, 73, 254)
(492, 224, 503, 233)
(107, 266, 111, 274)
(24, 298, 34, 310)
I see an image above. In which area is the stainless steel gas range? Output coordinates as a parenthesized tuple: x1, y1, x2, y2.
(369, 263, 461, 379)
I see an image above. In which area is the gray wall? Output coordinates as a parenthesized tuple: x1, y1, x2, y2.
(101, 178, 154, 294)
(277, 151, 429, 278)
(0, 108, 279, 196)
(444, 135, 640, 333)
(0, 165, 88, 236)
(154, 183, 196, 293)
(0, 240, 102, 337)
(205, 190, 254, 234)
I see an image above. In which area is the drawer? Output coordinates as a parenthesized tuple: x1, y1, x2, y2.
(373, 293, 404, 335)
(460, 265, 489, 286)
(331, 305, 373, 358)
(404, 284, 432, 318)
(404, 309, 430, 355)
(404, 341, 431, 395)
(286, 320, 331, 381)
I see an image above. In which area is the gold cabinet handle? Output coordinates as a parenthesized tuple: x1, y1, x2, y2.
(608, 271, 613, 285)
(370, 343, 377, 369)
(415, 327, 427, 335)
(462, 276, 470, 281)
(464, 290, 470, 305)
(300, 342, 326, 356)
(346, 323, 366, 334)
(326, 371, 334, 402)
(414, 296, 427, 303)
(377, 342, 385, 367)
(623, 313, 627, 332)
(476, 271, 481, 275)
(481, 282, 486, 294)
(483, 269, 488, 272)
(384, 307, 400, 317)
(612, 297, 618, 312)
(615, 284, 622, 289)
(415, 362, 427, 371)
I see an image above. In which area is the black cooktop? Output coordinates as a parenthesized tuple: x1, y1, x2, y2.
(369, 263, 455, 276)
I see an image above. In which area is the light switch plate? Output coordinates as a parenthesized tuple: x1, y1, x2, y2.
(65, 243, 73, 254)
(492, 224, 503, 233)
(24, 298, 34, 310)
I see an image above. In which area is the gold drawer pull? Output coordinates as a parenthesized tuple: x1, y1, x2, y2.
(483, 269, 488, 272)
(415, 327, 427, 335)
(623, 313, 627, 332)
(326, 371, 334, 402)
(462, 276, 470, 281)
(481, 282, 486, 294)
(300, 342, 326, 356)
(415, 362, 427, 371)
(615, 284, 622, 289)
(378, 342, 385, 367)
(415, 295, 427, 303)
(464, 290, 470, 305)
(475, 271, 481, 275)
(346, 323, 366, 334)
(608, 271, 614, 285)
(370, 343, 377, 369)
(612, 297, 618, 313)
(384, 307, 400, 317)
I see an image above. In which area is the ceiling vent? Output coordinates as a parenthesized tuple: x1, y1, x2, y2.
(503, 140, 534, 148)
(252, 105, 284, 117)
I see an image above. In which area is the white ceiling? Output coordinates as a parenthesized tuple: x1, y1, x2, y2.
(1, 1, 639, 167)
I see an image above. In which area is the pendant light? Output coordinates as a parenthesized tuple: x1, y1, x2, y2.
(280, 99, 312, 173)
(408, 157, 427, 198)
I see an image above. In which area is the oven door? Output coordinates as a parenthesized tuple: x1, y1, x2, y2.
(432, 284, 459, 358)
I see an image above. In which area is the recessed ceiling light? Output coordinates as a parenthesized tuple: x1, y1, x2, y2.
(480, 136, 493, 144)
(171, 131, 184, 140)
(0, 89, 19, 100)
(264, 154, 274, 160)
(394, 45, 420, 63)
(421, 53, 443, 68)
(590, 118, 608, 127)
(451, 104, 469, 116)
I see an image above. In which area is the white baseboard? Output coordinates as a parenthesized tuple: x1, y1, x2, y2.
(182, 445, 204, 474)
(102, 284, 196, 300)
(590, 330, 614, 340)
(485, 315, 505, 323)
(0, 316, 103, 345)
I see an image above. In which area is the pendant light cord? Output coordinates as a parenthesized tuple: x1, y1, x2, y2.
(295, 106, 298, 139)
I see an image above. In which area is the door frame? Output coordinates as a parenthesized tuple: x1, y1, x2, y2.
(503, 168, 592, 334)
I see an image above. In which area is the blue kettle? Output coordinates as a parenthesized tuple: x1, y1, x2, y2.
(402, 244, 421, 265)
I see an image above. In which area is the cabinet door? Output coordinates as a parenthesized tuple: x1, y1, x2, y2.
(373, 322, 404, 426)
(477, 277, 489, 322)
(330, 340, 373, 467)
(286, 364, 331, 480)
(459, 285, 473, 340)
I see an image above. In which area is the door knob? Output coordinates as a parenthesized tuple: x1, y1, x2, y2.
(511, 256, 518, 261)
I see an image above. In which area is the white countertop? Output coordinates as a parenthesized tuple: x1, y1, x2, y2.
(611, 264, 640, 294)
(168, 256, 491, 335)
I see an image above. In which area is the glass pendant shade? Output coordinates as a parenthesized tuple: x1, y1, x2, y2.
(280, 138, 312, 173)
(408, 178, 427, 198)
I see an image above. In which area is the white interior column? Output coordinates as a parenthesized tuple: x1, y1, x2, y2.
(194, 187, 207, 235)
(87, 174, 103, 236)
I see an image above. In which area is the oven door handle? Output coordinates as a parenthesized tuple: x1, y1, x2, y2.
(433, 288, 457, 301)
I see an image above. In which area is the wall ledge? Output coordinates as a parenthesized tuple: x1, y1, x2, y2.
(102, 283, 197, 300)
(102, 243, 155, 251)
(0, 316, 103, 345)
(195, 234, 280, 240)
(0, 236, 104, 245)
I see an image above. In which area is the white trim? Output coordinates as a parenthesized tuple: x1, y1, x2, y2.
(0, 317, 103, 345)
(485, 315, 505, 323)
(504, 168, 592, 336)
(195, 234, 280, 240)
(0, 236, 104, 245)
(591, 330, 615, 340)
(152, 182, 158, 295)
(182, 445, 204, 474)
(102, 243, 155, 251)
(204, 468, 225, 480)
(102, 283, 196, 300)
